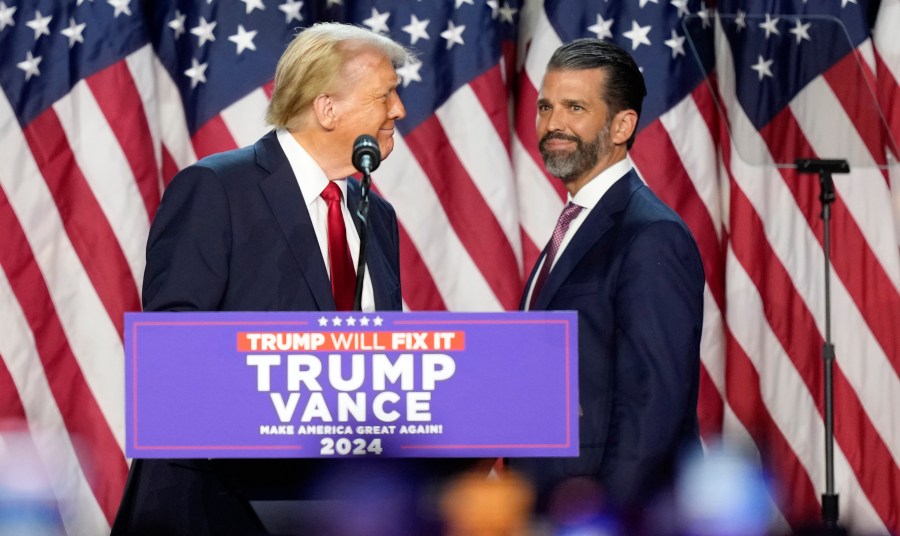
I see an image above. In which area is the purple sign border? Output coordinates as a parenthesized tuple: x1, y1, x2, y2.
(126, 311, 578, 458)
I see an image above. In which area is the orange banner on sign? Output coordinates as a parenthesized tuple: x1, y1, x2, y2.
(236, 331, 466, 352)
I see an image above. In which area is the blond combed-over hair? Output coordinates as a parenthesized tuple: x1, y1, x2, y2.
(266, 23, 411, 130)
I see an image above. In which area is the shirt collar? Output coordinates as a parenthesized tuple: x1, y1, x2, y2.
(569, 157, 633, 210)
(276, 128, 348, 206)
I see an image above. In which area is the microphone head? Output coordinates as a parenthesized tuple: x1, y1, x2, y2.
(352, 134, 381, 174)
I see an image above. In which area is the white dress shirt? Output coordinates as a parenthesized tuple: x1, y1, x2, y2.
(524, 157, 634, 309)
(277, 129, 376, 312)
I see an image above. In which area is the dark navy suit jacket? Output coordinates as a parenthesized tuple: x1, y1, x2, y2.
(141, 130, 402, 314)
(112, 131, 407, 535)
(508, 169, 705, 512)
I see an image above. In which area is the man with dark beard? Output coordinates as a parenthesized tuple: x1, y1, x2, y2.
(508, 39, 705, 521)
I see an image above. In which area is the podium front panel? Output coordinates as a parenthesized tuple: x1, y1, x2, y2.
(125, 311, 578, 459)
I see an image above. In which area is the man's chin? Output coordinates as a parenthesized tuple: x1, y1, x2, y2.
(541, 155, 584, 180)
(379, 139, 394, 161)
(540, 149, 575, 165)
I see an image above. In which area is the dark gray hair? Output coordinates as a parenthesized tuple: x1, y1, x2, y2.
(547, 39, 647, 149)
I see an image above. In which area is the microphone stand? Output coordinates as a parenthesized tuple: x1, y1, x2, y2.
(353, 171, 371, 312)
(795, 158, 849, 534)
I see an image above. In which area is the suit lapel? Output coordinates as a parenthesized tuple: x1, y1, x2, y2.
(255, 131, 336, 311)
(519, 243, 550, 311)
(531, 170, 643, 310)
(520, 250, 545, 310)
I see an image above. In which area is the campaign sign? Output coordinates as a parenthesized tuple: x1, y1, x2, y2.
(125, 311, 578, 459)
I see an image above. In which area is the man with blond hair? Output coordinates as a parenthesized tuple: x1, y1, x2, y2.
(112, 23, 420, 535)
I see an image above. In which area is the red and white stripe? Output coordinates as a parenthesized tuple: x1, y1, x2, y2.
(874, 0, 900, 251)
(0, 61, 138, 531)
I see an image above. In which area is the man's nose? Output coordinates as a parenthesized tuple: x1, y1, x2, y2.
(390, 93, 406, 120)
(544, 108, 566, 132)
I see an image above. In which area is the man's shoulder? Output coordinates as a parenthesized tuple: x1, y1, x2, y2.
(607, 175, 696, 251)
(369, 188, 396, 217)
(186, 131, 279, 175)
(168, 138, 273, 194)
(347, 177, 396, 216)
(193, 144, 259, 175)
(615, 173, 682, 225)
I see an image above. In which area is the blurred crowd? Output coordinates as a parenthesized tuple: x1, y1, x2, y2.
(0, 428, 868, 536)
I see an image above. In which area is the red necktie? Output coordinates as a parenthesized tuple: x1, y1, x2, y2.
(529, 202, 583, 309)
(321, 182, 356, 310)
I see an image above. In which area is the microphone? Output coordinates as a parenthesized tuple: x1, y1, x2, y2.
(352, 134, 381, 175)
(351, 135, 379, 312)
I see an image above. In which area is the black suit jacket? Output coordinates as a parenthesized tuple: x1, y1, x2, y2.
(112, 131, 406, 535)
(508, 170, 705, 513)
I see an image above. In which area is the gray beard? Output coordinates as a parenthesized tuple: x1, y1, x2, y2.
(539, 123, 611, 182)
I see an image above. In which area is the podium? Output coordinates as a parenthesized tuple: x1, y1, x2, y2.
(124, 311, 578, 535)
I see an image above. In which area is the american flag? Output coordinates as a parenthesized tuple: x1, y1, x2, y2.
(517, 0, 897, 532)
(0, 0, 898, 534)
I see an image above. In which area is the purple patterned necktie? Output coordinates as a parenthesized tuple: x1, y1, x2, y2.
(529, 202, 583, 309)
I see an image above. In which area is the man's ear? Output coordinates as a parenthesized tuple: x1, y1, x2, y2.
(312, 93, 337, 131)
(610, 109, 638, 146)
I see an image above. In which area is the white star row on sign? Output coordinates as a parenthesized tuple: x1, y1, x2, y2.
(318, 316, 384, 327)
